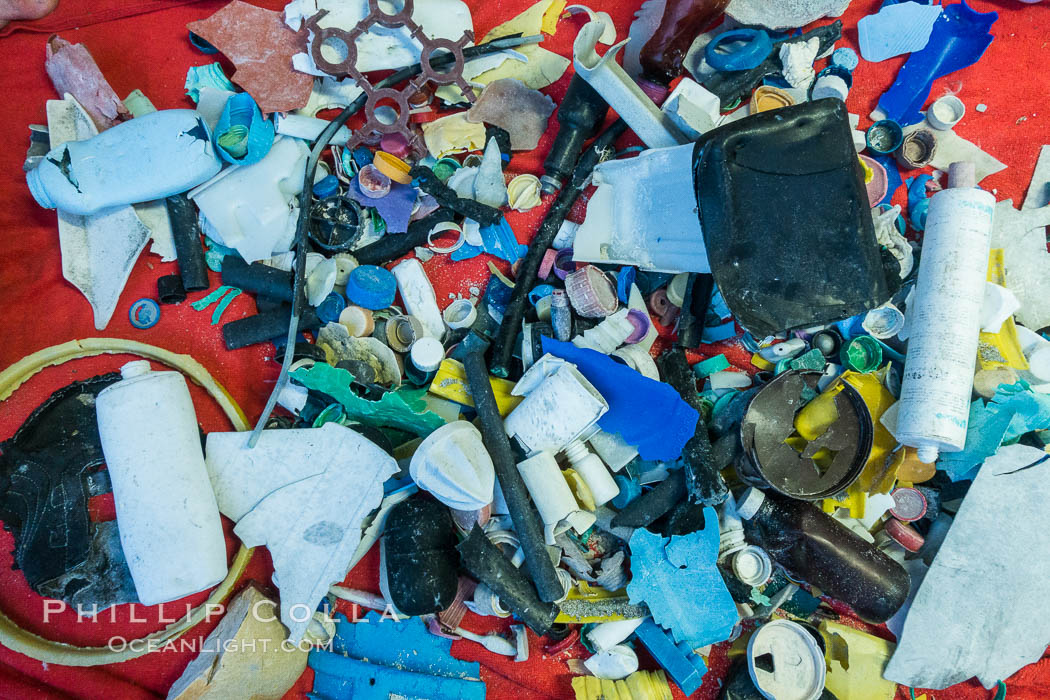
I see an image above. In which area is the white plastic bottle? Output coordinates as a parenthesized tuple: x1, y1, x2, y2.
(95, 361, 228, 605)
(27, 109, 222, 215)
(896, 162, 995, 463)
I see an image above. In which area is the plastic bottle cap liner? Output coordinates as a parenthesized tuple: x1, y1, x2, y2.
(927, 95, 966, 131)
(316, 292, 347, 324)
(427, 221, 465, 254)
(732, 546, 773, 586)
(553, 248, 576, 280)
(890, 487, 928, 522)
(736, 487, 766, 520)
(463, 153, 483, 169)
(373, 151, 413, 184)
(866, 119, 905, 154)
(338, 305, 374, 337)
(565, 265, 619, 318)
(841, 335, 883, 373)
(129, 298, 161, 329)
(750, 86, 796, 113)
(747, 619, 826, 700)
(380, 132, 411, 159)
(624, 309, 651, 344)
(884, 517, 925, 552)
(358, 164, 392, 199)
(666, 272, 690, 308)
(705, 28, 774, 72)
(831, 46, 859, 72)
(862, 304, 905, 339)
(312, 174, 340, 198)
(345, 265, 397, 310)
(616, 266, 636, 304)
(410, 336, 445, 373)
(432, 158, 461, 182)
(811, 329, 842, 358)
(539, 248, 558, 280)
(443, 299, 477, 329)
(896, 128, 937, 169)
(859, 155, 889, 207)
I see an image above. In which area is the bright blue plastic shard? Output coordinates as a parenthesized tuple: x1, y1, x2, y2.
(635, 619, 708, 696)
(875, 1, 998, 126)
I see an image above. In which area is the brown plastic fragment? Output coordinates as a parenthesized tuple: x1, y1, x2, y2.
(466, 78, 556, 151)
(187, 1, 312, 114)
(44, 35, 129, 131)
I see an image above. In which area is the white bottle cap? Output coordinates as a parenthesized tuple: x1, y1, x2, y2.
(736, 487, 766, 520)
(732, 546, 773, 586)
(409, 336, 445, 373)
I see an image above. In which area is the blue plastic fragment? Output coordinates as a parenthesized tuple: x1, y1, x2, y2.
(611, 473, 642, 509)
(345, 265, 397, 310)
(875, 1, 998, 126)
(184, 62, 236, 102)
(541, 337, 699, 461)
(346, 179, 416, 234)
(869, 152, 904, 206)
(701, 287, 737, 344)
(313, 174, 340, 198)
(528, 284, 554, 306)
(214, 92, 275, 165)
(634, 619, 708, 696)
(938, 383, 1050, 482)
(187, 31, 219, 54)
(616, 267, 636, 304)
(906, 174, 935, 230)
(705, 28, 773, 72)
(831, 47, 860, 72)
(451, 217, 526, 264)
(858, 2, 943, 63)
(309, 612, 484, 700)
(316, 292, 347, 323)
(625, 508, 739, 647)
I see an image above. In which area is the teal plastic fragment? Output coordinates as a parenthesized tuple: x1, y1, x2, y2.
(210, 287, 240, 325)
(693, 354, 731, 378)
(635, 619, 708, 696)
(789, 348, 827, 371)
(184, 62, 236, 102)
(191, 285, 241, 325)
(214, 92, 274, 165)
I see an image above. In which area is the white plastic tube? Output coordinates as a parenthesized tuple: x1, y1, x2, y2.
(517, 451, 596, 543)
(96, 361, 227, 605)
(896, 164, 995, 463)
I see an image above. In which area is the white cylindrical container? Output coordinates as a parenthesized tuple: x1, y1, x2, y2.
(562, 440, 619, 506)
(517, 451, 596, 543)
(96, 361, 228, 605)
(27, 109, 222, 215)
(896, 163, 995, 463)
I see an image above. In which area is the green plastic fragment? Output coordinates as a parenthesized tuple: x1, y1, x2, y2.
(748, 587, 771, 606)
(210, 288, 241, 325)
(217, 124, 249, 158)
(291, 362, 445, 437)
(191, 285, 241, 325)
(994, 681, 1006, 700)
(184, 62, 236, 102)
(693, 354, 730, 378)
(789, 348, 827, 371)
(313, 403, 346, 428)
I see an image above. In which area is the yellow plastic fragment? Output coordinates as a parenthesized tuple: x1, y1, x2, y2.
(572, 670, 674, 700)
(839, 370, 902, 494)
(750, 353, 774, 371)
(554, 583, 632, 623)
(819, 620, 898, 700)
(978, 249, 1029, 371)
(421, 113, 488, 158)
(563, 468, 596, 510)
(429, 358, 522, 416)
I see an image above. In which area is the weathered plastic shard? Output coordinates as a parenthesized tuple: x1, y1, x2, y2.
(472, 137, 509, 208)
(873, 1, 998, 126)
(858, 2, 942, 63)
(573, 143, 709, 274)
(886, 444, 1050, 689)
(290, 362, 446, 437)
(0, 373, 139, 612)
(726, 0, 851, 30)
(423, 113, 488, 158)
(187, 1, 313, 113)
(626, 508, 739, 647)
(820, 620, 898, 700)
(204, 423, 398, 644)
(44, 35, 128, 131)
(45, 95, 150, 329)
(465, 79, 556, 151)
(901, 120, 1005, 183)
(309, 611, 484, 700)
(294, 76, 364, 117)
(167, 585, 308, 700)
(286, 0, 474, 75)
(409, 422, 495, 511)
(316, 323, 402, 387)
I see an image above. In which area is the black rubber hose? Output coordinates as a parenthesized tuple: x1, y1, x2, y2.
(489, 119, 628, 378)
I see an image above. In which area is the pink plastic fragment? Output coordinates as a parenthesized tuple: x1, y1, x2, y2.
(44, 35, 129, 131)
(465, 78, 557, 151)
(186, 0, 312, 114)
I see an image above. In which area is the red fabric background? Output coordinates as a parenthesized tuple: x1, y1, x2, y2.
(0, 0, 1048, 698)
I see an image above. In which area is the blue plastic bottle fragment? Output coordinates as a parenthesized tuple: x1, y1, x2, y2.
(528, 284, 554, 306)
(541, 337, 698, 462)
(869, 152, 904, 206)
(316, 292, 347, 324)
(451, 217, 526, 264)
(634, 619, 708, 696)
(906, 174, 935, 230)
(858, 2, 943, 63)
(187, 31, 219, 54)
(875, 1, 998, 126)
(213, 92, 275, 165)
(611, 473, 641, 509)
(345, 266, 397, 310)
(313, 174, 340, 198)
(705, 29, 773, 72)
(616, 267, 636, 304)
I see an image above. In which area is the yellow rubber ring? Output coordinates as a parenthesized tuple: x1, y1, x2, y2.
(0, 338, 253, 666)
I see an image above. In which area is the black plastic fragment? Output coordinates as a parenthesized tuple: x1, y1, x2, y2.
(381, 497, 459, 616)
(223, 306, 321, 350)
(353, 207, 455, 266)
(410, 166, 503, 226)
(157, 273, 187, 304)
(165, 193, 210, 292)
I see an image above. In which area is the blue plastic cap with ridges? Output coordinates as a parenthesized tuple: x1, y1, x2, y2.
(345, 265, 397, 310)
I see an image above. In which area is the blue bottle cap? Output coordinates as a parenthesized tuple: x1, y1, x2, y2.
(705, 29, 773, 72)
(345, 265, 397, 310)
(866, 120, 904, 155)
(316, 292, 347, 323)
(352, 146, 374, 169)
(830, 47, 859, 72)
(528, 284, 554, 306)
(616, 266, 636, 303)
(312, 174, 340, 199)
(129, 298, 161, 329)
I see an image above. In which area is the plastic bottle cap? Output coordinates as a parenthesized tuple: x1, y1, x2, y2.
(890, 487, 927, 522)
(830, 47, 859, 72)
(338, 305, 374, 337)
(312, 174, 340, 198)
(316, 292, 347, 324)
(345, 265, 397, 310)
(358, 164, 391, 199)
(736, 487, 766, 520)
(120, 360, 152, 379)
(862, 304, 904, 339)
(895, 129, 937, 169)
(410, 336, 445, 373)
(750, 86, 796, 113)
(373, 151, 413, 184)
(927, 95, 966, 131)
(866, 119, 904, 155)
(732, 546, 773, 586)
(666, 272, 689, 308)
(747, 619, 826, 700)
(129, 298, 161, 329)
(916, 445, 939, 464)
(811, 74, 849, 102)
(443, 298, 477, 329)
(705, 28, 773, 72)
(884, 517, 925, 552)
(565, 265, 619, 318)
(840, 335, 883, 373)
